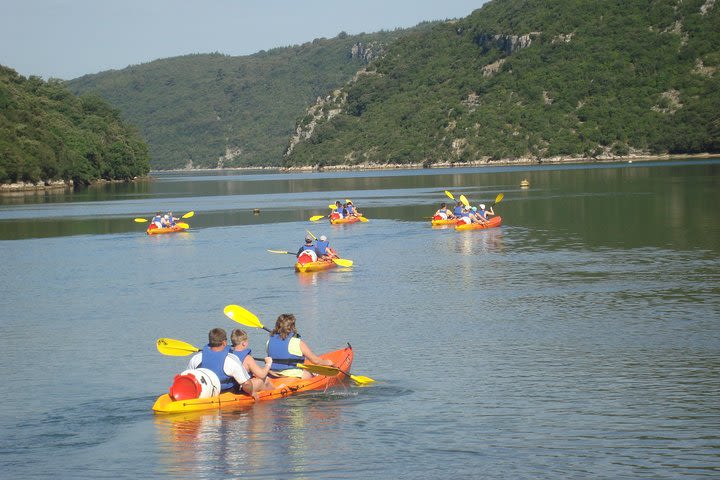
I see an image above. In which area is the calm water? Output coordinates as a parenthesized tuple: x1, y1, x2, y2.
(1, 160, 719, 478)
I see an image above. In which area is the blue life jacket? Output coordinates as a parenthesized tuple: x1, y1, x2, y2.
(346, 205, 355, 215)
(232, 347, 251, 363)
(267, 334, 304, 371)
(199, 345, 235, 391)
(461, 210, 470, 218)
(453, 206, 463, 216)
(478, 209, 488, 220)
(301, 244, 315, 252)
(315, 240, 330, 255)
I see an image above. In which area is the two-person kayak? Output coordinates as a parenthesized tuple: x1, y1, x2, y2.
(330, 216, 367, 225)
(153, 346, 354, 414)
(147, 224, 189, 235)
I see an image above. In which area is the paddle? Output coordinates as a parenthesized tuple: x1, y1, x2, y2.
(267, 249, 295, 255)
(156, 338, 313, 366)
(490, 192, 504, 207)
(309, 215, 326, 222)
(296, 363, 375, 385)
(305, 229, 354, 267)
(445, 190, 455, 200)
(459, 194, 470, 207)
(134, 211, 194, 223)
(222, 305, 374, 384)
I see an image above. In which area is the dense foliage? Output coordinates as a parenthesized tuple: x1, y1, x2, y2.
(0, 66, 150, 185)
(284, 0, 720, 167)
(68, 29, 425, 169)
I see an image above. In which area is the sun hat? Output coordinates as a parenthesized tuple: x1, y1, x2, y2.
(471, 206, 477, 211)
(319, 235, 327, 241)
(479, 204, 486, 209)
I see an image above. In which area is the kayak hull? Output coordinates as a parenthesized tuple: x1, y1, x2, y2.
(295, 259, 337, 273)
(430, 218, 462, 226)
(330, 216, 367, 225)
(153, 347, 354, 414)
(454, 216, 502, 231)
(147, 225, 188, 235)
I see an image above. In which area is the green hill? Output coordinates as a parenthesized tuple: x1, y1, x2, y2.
(284, 0, 720, 167)
(0, 66, 150, 185)
(68, 29, 427, 170)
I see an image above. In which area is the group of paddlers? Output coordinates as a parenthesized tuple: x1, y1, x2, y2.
(433, 201, 495, 225)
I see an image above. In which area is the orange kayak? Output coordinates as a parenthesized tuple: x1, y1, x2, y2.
(454, 216, 502, 231)
(147, 224, 188, 235)
(430, 217, 462, 226)
(152, 346, 354, 414)
(330, 216, 367, 224)
(295, 259, 337, 273)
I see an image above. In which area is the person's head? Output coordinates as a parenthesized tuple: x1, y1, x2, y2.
(440, 202, 446, 209)
(479, 204, 486, 210)
(336, 201, 342, 206)
(271, 313, 298, 340)
(456, 201, 462, 207)
(208, 328, 227, 347)
(347, 200, 353, 205)
(156, 211, 162, 216)
(319, 235, 327, 242)
(230, 329, 248, 348)
(471, 206, 477, 212)
(305, 236, 313, 244)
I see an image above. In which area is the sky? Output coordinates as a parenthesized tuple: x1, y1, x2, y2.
(0, 0, 487, 80)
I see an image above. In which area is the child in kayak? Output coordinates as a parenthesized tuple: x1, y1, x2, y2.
(151, 211, 163, 228)
(330, 201, 346, 220)
(230, 329, 274, 393)
(187, 328, 262, 399)
(267, 314, 334, 379)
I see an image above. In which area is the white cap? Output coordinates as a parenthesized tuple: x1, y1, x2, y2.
(319, 235, 327, 241)
(479, 204, 486, 209)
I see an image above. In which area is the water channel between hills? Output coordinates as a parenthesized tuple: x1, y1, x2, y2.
(0, 159, 718, 478)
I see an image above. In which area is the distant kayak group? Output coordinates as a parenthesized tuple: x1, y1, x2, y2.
(431, 191, 504, 230)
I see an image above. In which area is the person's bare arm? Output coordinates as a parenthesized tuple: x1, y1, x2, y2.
(299, 340, 333, 366)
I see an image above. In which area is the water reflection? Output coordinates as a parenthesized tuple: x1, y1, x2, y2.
(154, 394, 345, 477)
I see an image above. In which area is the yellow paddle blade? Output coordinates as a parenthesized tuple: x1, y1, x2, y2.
(223, 304, 265, 330)
(306, 229, 317, 240)
(444, 190, 455, 200)
(495, 193, 504, 204)
(333, 258, 353, 267)
(345, 199, 352, 203)
(460, 194, 470, 207)
(309, 215, 325, 222)
(176, 222, 189, 229)
(358, 216, 368, 222)
(134, 218, 148, 223)
(267, 249, 291, 254)
(348, 374, 375, 385)
(181, 211, 195, 219)
(157, 338, 200, 356)
(328, 205, 336, 209)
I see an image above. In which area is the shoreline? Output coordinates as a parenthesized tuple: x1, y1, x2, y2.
(2, 153, 716, 193)
(150, 152, 717, 174)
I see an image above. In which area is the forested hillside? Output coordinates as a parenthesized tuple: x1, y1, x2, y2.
(284, 0, 720, 167)
(0, 66, 150, 185)
(68, 28, 426, 169)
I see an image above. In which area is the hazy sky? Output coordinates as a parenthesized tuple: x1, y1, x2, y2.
(0, 0, 487, 80)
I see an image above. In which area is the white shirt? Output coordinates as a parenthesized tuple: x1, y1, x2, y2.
(188, 351, 251, 385)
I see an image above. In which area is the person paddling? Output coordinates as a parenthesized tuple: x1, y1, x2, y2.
(452, 201, 464, 218)
(345, 200, 361, 217)
(477, 203, 495, 222)
(330, 201, 345, 221)
(314, 234, 338, 261)
(433, 202, 455, 220)
(151, 211, 163, 228)
(297, 236, 318, 263)
(187, 328, 263, 400)
(267, 314, 334, 379)
(230, 329, 274, 393)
